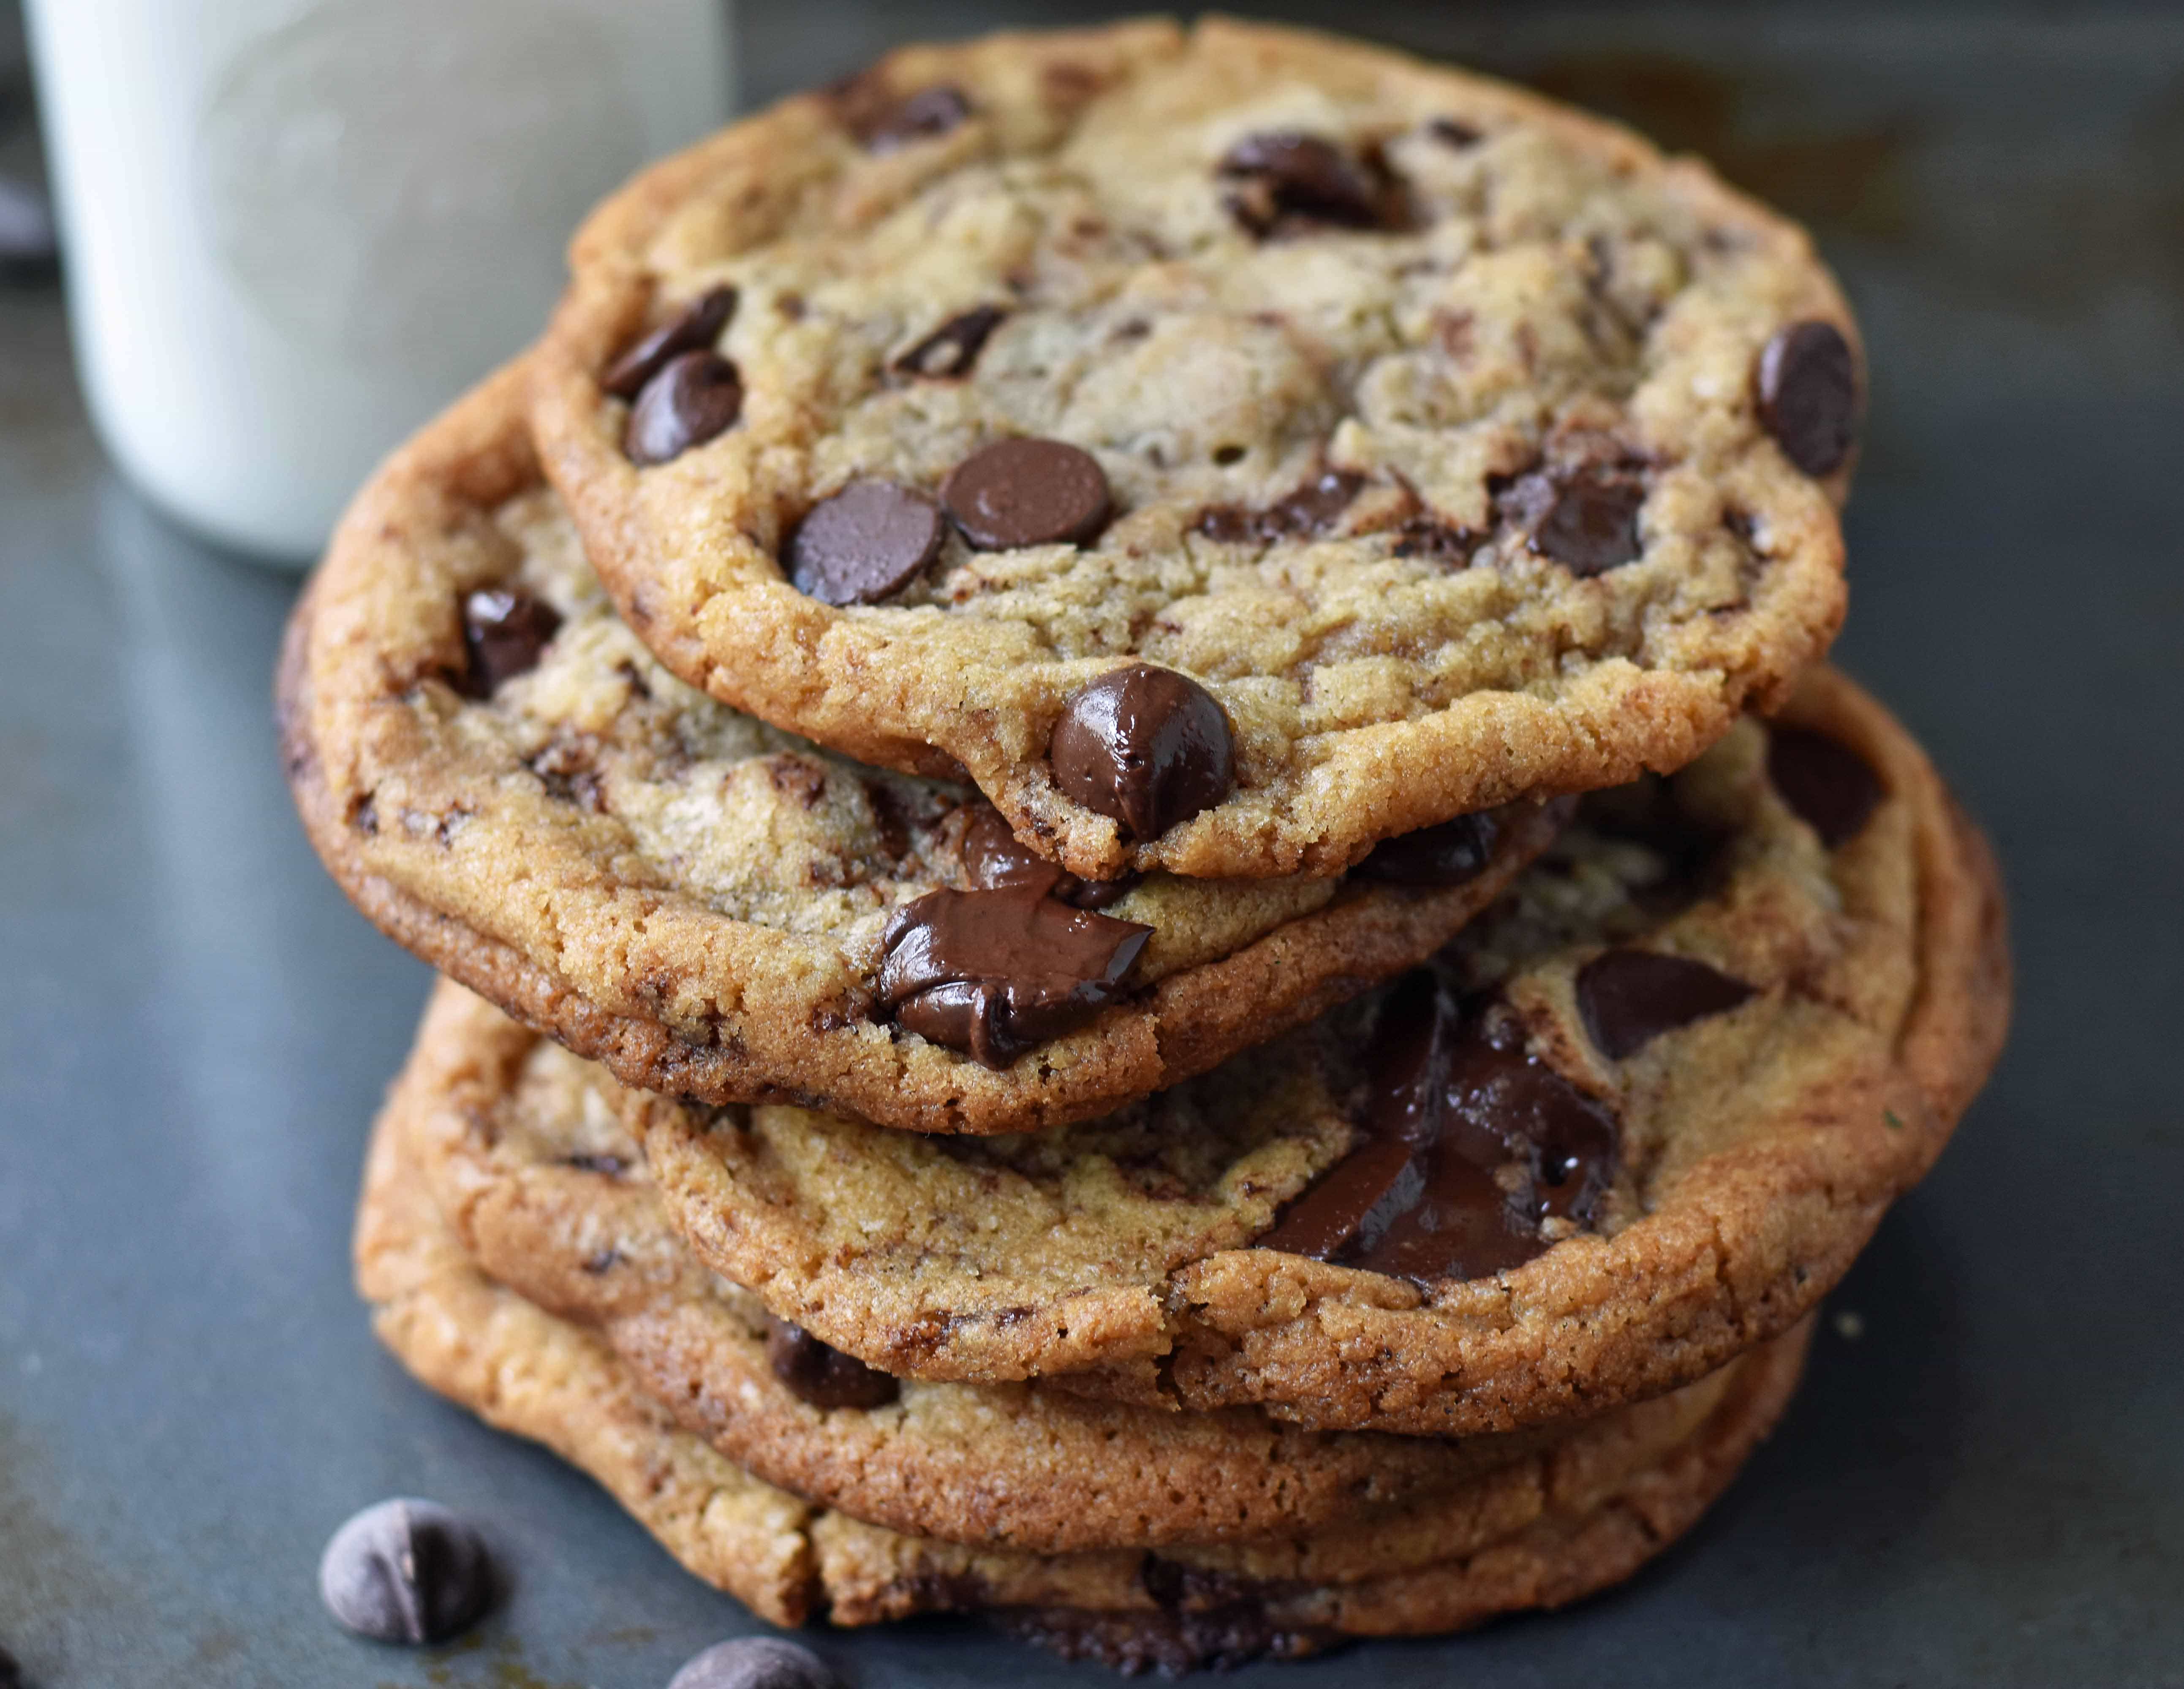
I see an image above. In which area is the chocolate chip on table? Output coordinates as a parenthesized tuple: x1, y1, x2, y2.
(875, 885, 1151, 1069)
(1496, 464, 1647, 575)
(318, 1498, 492, 1646)
(894, 305, 1008, 378)
(958, 804, 1139, 909)
(460, 586, 561, 697)
(601, 285, 737, 400)
(1049, 665, 1236, 844)
(1353, 811, 1500, 885)
(764, 1317, 899, 1411)
(941, 437, 1111, 550)
(1575, 950, 1756, 1061)
(667, 1635, 843, 1689)
(786, 479, 945, 605)
(1767, 726, 1884, 847)
(1755, 320, 1859, 476)
(859, 83, 973, 153)
(623, 351, 743, 466)
(1194, 470, 1364, 544)
(1217, 131, 1390, 237)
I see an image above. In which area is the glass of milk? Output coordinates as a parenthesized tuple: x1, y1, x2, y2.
(26, 0, 734, 564)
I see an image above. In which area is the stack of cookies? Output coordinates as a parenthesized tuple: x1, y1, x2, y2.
(282, 18, 2011, 1673)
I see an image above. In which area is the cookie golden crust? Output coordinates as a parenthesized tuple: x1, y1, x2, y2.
(531, 16, 1856, 881)
(282, 361, 1562, 1136)
(636, 668, 2009, 1434)
(356, 1095, 1812, 1657)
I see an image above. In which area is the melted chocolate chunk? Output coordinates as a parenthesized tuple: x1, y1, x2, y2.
(1195, 470, 1364, 544)
(317, 1498, 492, 1646)
(1392, 519, 1484, 564)
(876, 886, 1150, 1068)
(668, 1636, 842, 1689)
(1218, 132, 1392, 237)
(786, 478, 944, 605)
(1768, 726, 1884, 847)
(958, 805, 1139, 909)
(942, 437, 1111, 549)
(1576, 950, 1756, 1061)
(459, 586, 561, 697)
(1756, 320, 1859, 476)
(858, 83, 973, 152)
(601, 285, 737, 400)
(1049, 664, 1236, 843)
(623, 350, 743, 466)
(1497, 464, 1647, 575)
(1354, 811, 1499, 885)
(895, 305, 1007, 379)
(764, 1318, 899, 1411)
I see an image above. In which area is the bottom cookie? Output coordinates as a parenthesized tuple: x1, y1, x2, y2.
(356, 1093, 1811, 1667)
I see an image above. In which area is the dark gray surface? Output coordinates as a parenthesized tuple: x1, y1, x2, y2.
(4, 5, 2182, 1686)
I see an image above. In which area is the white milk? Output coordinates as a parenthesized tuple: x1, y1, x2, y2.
(27, 0, 733, 563)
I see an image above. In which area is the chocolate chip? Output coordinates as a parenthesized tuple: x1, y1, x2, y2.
(876, 886, 1150, 1068)
(1428, 117, 1482, 148)
(1392, 519, 1484, 564)
(1354, 812, 1499, 885)
(1049, 665, 1235, 844)
(894, 305, 1007, 378)
(1194, 470, 1364, 544)
(958, 805, 1139, 909)
(1576, 950, 1756, 1061)
(601, 285, 737, 400)
(1497, 464, 1647, 575)
(1768, 726, 1883, 847)
(317, 1499, 492, 1646)
(623, 351, 743, 466)
(1217, 132, 1390, 237)
(668, 1635, 843, 1689)
(460, 587, 561, 697)
(941, 437, 1111, 550)
(1756, 320, 1859, 476)
(764, 1318, 899, 1411)
(786, 479, 944, 606)
(859, 84, 972, 153)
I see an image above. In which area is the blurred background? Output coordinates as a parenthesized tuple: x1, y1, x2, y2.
(3, 3, 2181, 1686)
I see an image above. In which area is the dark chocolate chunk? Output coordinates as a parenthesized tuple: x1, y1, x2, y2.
(1392, 519, 1484, 564)
(941, 437, 1111, 550)
(460, 586, 561, 697)
(1768, 726, 1883, 847)
(764, 1318, 899, 1411)
(1755, 320, 1859, 477)
(623, 351, 743, 466)
(1576, 950, 1756, 1061)
(895, 305, 1007, 379)
(1194, 470, 1364, 544)
(876, 886, 1150, 1068)
(1497, 464, 1647, 575)
(958, 805, 1139, 910)
(1443, 1007, 1618, 1228)
(317, 1498, 492, 1646)
(601, 285, 737, 400)
(667, 1635, 843, 1689)
(786, 479, 944, 606)
(1049, 665, 1236, 843)
(860, 84, 972, 153)
(1218, 132, 1389, 237)
(1354, 812, 1499, 885)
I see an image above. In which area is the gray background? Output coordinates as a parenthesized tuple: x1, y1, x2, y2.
(4, 3, 2181, 1685)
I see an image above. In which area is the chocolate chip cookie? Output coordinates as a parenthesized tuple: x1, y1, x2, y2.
(634, 668, 2008, 1433)
(282, 361, 1563, 1135)
(531, 17, 1858, 880)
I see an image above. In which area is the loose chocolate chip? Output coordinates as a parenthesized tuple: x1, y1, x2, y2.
(1218, 132, 1388, 237)
(1428, 117, 1483, 148)
(958, 805, 1138, 910)
(1194, 470, 1364, 544)
(460, 587, 562, 697)
(318, 1498, 492, 1646)
(941, 437, 1111, 550)
(786, 479, 944, 606)
(601, 285, 737, 400)
(1354, 812, 1499, 885)
(668, 1635, 843, 1689)
(624, 351, 743, 466)
(1768, 726, 1883, 847)
(1497, 464, 1647, 575)
(860, 84, 972, 153)
(764, 1318, 899, 1411)
(876, 886, 1151, 1068)
(1050, 665, 1236, 844)
(894, 305, 1007, 379)
(1576, 950, 1756, 1061)
(1756, 320, 1859, 476)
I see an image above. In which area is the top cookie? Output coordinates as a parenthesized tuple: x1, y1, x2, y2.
(532, 16, 1857, 880)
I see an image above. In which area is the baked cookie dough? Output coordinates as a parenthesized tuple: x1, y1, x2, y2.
(532, 17, 1858, 880)
(283, 361, 1561, 1135)
(635, 668, 2008, 1434)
